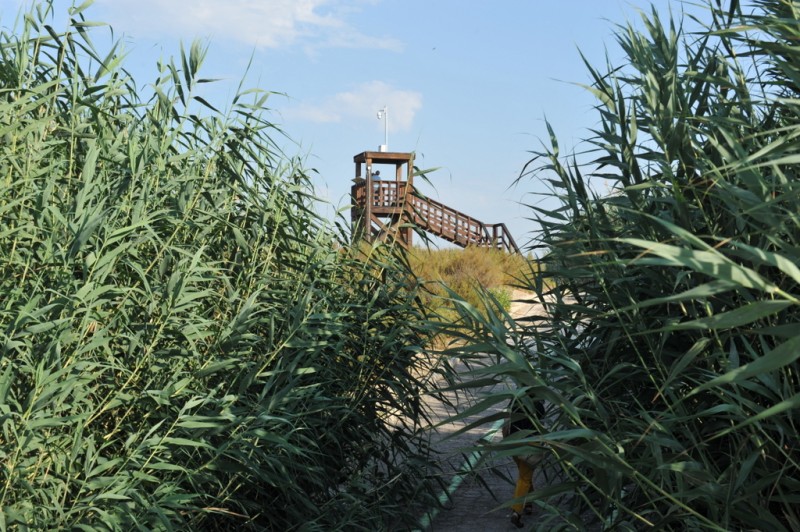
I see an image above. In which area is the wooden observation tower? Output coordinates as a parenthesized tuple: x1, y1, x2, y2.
(351, 151, 416, 247)
(350, 150, 520, 253)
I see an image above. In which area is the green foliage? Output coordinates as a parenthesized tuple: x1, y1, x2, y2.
(443, 1, 800, 530)
(408, 245, 532, 322)
(0, 4, 449, 530)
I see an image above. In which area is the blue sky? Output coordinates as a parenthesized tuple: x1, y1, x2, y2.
(0, 0, 711, 248)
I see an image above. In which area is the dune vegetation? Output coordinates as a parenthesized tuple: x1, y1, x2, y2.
(407, 245, 534, 323)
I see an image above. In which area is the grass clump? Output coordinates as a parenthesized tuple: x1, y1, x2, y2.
(441, 1, 800, 530)
(0, 3, 449, 530)
(408, 245, 532, 322)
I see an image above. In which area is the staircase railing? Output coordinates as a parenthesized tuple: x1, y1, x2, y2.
(408, 191, 520, 253)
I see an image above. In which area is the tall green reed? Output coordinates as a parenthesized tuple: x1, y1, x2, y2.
(441, 1, 800, 530)
(0, 3, 450, 529)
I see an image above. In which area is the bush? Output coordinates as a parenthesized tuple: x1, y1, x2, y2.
(445, 1, 800, 530)
(0, 4, 449, 529)
(408, 245, 532, 322)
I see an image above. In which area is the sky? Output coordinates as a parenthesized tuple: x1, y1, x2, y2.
(0, 0, 713, 249)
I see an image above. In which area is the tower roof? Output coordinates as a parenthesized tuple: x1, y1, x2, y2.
(353, 151, 414, 165)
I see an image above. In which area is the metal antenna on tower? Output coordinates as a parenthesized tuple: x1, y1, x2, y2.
(377, 105, 388, 152)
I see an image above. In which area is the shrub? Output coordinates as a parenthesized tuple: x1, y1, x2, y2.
(408, 245, 532, 322)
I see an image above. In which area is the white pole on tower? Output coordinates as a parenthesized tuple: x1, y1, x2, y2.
(377, 106, 388, 151)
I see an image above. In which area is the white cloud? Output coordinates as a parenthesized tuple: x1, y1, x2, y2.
(93, 0, 401, 51)
(286, 81, 422, 132)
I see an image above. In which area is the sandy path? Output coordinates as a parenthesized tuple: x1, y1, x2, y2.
(420, 290, 546, 531)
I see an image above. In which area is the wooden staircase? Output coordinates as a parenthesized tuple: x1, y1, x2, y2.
(351, 180, 520, 253)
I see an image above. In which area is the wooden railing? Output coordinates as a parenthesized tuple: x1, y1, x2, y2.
(408, 191, 519, 253)
(351, 181, 520, 253)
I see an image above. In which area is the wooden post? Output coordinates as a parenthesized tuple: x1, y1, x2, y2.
(365, 156, 373, 242)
